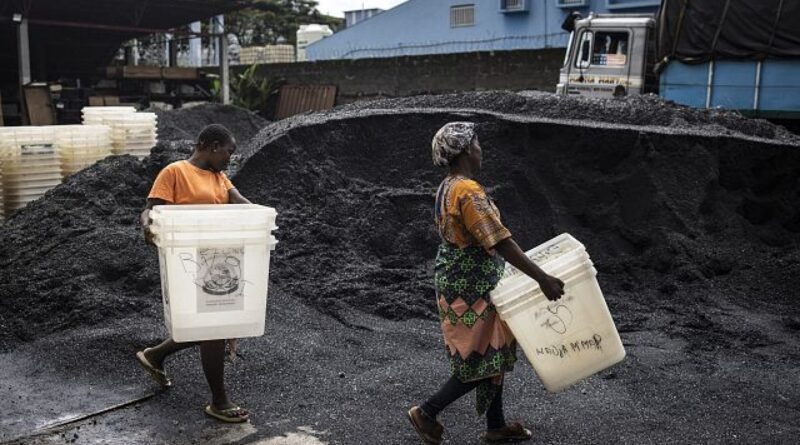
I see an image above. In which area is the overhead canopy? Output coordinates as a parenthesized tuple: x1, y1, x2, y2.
(657, 0, 800, 64)
(0, 0, 247, 82)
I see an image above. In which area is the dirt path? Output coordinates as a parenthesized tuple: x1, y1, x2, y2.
(3, 284, 798, 444)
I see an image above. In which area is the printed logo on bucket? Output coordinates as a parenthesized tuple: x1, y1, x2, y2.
(179, 247, 245, 313)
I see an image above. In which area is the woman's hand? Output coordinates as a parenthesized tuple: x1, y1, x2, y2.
(539, 274, 565, 302)
(494, 238, 565, 301)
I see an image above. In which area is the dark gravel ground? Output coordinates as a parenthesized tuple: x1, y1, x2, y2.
(1, 92, 799, 444)
(3, 287, 798, 444)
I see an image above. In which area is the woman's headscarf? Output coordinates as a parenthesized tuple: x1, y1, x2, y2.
(431, 122, 476, 167)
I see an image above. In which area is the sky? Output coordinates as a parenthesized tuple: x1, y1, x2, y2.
(314, 0, 408, 18)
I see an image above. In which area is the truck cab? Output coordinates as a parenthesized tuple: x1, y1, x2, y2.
(557, 14, 657, 99)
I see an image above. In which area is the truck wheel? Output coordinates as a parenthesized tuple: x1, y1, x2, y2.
(613, 85, 627, 98)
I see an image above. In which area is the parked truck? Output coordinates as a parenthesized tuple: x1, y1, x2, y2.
(557, 0, 800, 119)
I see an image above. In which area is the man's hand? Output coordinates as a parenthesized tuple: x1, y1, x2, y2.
(143, 225, 156, 246)
(141, 199, 166, 246)
(140, 208, 155, 245)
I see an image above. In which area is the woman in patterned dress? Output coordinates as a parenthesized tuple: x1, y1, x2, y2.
(408, 122, 565, 444)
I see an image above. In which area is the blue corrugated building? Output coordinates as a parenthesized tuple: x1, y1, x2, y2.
(307, 0, 659, 60)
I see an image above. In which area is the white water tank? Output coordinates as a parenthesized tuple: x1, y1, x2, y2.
(296, 24, 333, 62)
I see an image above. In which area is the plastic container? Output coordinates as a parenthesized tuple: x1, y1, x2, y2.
(81, 106, 136, 125)
(81, 108, 156, 159)
(0, 127, 62, 214)
(490, 233, 625, 392)
(55, 125, 112, 176)
(106, 113, 158, 158)
(149, 204, 278, 342)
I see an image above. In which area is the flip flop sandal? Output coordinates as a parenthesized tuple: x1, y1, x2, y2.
(135, 349, 172, 388)
(204, 404, 250, 423)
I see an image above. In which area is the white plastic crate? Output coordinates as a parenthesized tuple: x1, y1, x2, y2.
(55, 124, 113, 176)
(81, 107, 156, 158)
(0, 127, 62, 214)
(490, 233, 625, 392)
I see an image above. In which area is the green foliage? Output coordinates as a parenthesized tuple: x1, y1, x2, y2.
(226, 0, 342, 47)
(229, 64, 284, 115)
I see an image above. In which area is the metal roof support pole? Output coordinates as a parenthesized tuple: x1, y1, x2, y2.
(189, 21, 201, 67)
(17, 17, 31, 86)
(126, 39, 139, 66)
(207, 18, 217, 65)
(164, 34, 171, 66)
(168, 35, 178, 67)
(220, 32, 230, 105)
(210, 15, 224, 66)
(16, 16, 31, 125)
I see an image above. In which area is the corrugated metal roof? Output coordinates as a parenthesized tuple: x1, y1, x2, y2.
(0, 0, 247, 82)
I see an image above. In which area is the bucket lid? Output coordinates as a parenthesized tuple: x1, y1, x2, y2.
(492, 262, 597, 312)
(497, 233, 587, 282)
(150, 204, 278, 228)
(81, 106, 136, 114)
(494, 247, 590, 293)
(491, 256, 594, 307)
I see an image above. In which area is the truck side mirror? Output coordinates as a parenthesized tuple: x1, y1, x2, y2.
(561, 11, 582, 32)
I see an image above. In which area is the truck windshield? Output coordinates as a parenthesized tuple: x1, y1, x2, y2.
(591, 31, 628, 66)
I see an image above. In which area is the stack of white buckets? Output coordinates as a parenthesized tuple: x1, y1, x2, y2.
(55, 125, 113, 176)
(0, 127, 63, 214)
(490, 233, 625, 392)
(149, 204, 278, 342)
(0, 107, 157, 219)
(81, 106, 157, 159)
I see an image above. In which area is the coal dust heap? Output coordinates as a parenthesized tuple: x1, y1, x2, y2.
(1, 93, 799, 352)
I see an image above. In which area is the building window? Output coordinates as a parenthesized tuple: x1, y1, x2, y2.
(451, 4, 475, 28)
(606, 0, 660, 9)
(500, 0, 529, 12)
(556, 0, 588, 7)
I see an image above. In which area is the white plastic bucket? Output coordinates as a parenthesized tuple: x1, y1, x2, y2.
(150, 204, 278, 342)
(0, 128, 62, 213)
(490, 233, 625, 392)
(55, 124, 112, 175)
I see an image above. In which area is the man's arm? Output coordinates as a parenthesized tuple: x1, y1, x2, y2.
(141, 198, 167, 245)
(228, 188, 252, 204)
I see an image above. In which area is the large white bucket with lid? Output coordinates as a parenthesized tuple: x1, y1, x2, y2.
(490, 233, 625, 392)
(150, 204, 278, 342)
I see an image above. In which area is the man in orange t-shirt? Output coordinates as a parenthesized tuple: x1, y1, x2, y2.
(136, 124, 253, 423)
